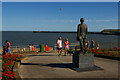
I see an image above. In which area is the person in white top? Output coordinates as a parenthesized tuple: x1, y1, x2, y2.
(57, 37, 62, 56)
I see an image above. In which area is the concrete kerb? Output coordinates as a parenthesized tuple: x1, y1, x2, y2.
(21, 57, 29, 63)
(13, 57, 29, 80)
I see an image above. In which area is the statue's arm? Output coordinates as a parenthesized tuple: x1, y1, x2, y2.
(77, 24, 80, 40)
(77, 25, 79, 37)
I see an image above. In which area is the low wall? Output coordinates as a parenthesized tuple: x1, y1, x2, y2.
(13, 57, 29, 80)
(4, 47, 53, 53)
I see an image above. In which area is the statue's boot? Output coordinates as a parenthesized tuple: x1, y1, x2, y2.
(83, 49, 87, 55)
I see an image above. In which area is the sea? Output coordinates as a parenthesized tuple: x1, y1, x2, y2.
(2, 31, 119, 49)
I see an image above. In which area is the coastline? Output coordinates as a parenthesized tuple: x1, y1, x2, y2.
(2, 31, 118, 49)
(33, 31, 120, 35)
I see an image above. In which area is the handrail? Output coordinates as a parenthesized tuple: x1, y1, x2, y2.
(54, 42, 80, 53)
(54, 42, 79, 46)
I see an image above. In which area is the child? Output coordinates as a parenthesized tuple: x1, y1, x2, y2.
(97, 42, 99, 49)
(85, 42, 88, 48)
(90, 39, 95, 49)
(3, 46, 6, 55)
(87, 41, 90, 49)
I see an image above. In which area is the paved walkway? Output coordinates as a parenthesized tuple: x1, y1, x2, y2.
(0, 56, 2, 79)
(19, 53, 119, 78)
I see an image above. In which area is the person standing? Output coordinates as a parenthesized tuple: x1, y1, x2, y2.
(87, 41, 90, 49)
(64, 38, 70, 56)
(32, 45, 34, 51)
(23, 48, 25, 52)
(29, 44, 32, 51)
(97, 42, 99, 49)
(45, 45, 49, 52)
(77, 18, 88, 54)
(6, 40, 11, 54)
(57, 37, 63, 56)
(90, 39, 95, 49)
(85, 41, 88, 48)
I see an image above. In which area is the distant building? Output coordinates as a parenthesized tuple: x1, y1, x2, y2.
(101, 29, 120, 33)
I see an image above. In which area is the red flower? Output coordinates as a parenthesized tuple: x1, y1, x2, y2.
(2, 54, 23, 79)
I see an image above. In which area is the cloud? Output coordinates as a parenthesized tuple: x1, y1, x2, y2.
(86, 19, 118, 22)
(85, 20, 89, 22)
(41, 19, 78, 23)
(96, 19, 118, 22)
(39, 19, 118, 23)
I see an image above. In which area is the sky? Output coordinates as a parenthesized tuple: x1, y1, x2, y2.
(2, 0, 120, 2)
(2, 2, 118, 32)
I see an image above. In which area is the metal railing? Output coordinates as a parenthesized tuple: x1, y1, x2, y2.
(54, 42, 80, 53)
(10, 45, 40, 53)
(2, 42, 80, 53)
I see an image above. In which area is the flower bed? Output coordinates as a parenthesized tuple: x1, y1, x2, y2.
(88, 49, 120, 59)
(2, 54, 23, 80)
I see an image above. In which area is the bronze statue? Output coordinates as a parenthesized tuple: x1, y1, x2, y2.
(77, 18, 88, 54)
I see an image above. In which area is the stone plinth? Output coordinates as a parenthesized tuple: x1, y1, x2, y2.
(72, 51, 103, 72)
(73, 51, 94, 68)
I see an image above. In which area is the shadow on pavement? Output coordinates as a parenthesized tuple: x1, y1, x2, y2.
(43, 63, 72, 68)
(21, 62, 72, 69)
(28, 55, 56, 56)
(28, 54, 72, 57)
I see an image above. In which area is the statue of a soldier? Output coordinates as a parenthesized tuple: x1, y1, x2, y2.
(77, 18, 88, 54)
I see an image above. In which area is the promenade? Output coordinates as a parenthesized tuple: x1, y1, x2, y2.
(0, 55, 2, 79)
(19, 53, 118, 79)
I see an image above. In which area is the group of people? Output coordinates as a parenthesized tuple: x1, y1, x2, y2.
(56, 37, 100, 56)
(3, 40, 11, 55)
(3, 18, 100, 56)
(85, 39, 99, 49)
(19, 44, 35, 52)
(2, 40, 50, 54)
(28, 44, 34, 51)
(57, 37, 70, 56)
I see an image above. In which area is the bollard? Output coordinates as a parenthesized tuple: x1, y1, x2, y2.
(40, 44, 44, 52)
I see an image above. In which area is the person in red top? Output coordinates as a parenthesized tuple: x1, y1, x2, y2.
(6, 40, 11, 54)
(32, 45, 34, 51)
(45, 45, 49, 52)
